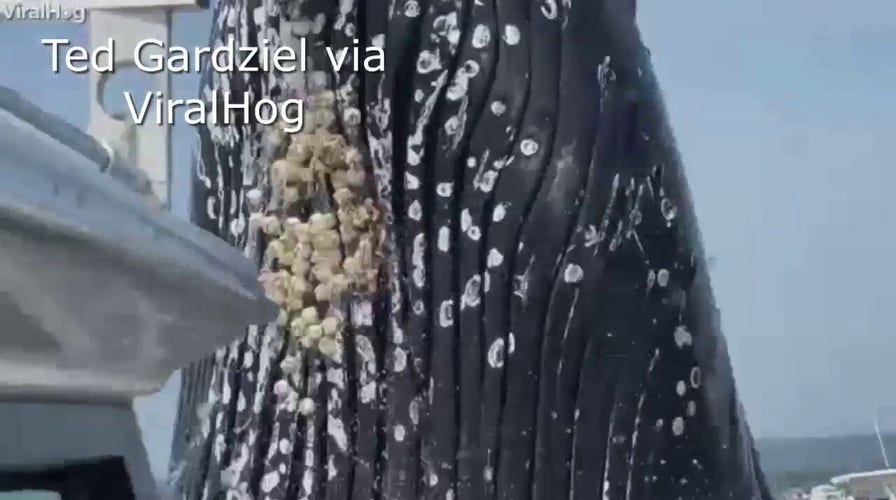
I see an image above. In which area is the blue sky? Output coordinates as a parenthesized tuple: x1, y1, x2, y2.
(2, 0, 895, 479)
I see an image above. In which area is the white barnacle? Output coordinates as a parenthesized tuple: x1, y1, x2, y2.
(676, 380, 686, 396)
(672, 416, 685, 436)
(408, 200, 423, 221)
(487, 248, 504, 268)
(298, 397, 316, 416)
(520, 138, 539, 156)
(439, 300, 454, 327)
(646, 269, 657, 288)
(406, 172, 421, 190)
(467, 225, 481, 241)
(492, 203, 507, 222)
(416, 49, 441, 74)
(273, 379, 290, 399)
(246, 188, 263, 209)
(461, 274, 482, 309)
(478, 171, 497, 192)
(472, 24, 491, 49)
(393, 424, 407, 442)
(673, 325, 693, 348)
(444, 115, 461, 135)
(487, 338, 505, 368)
(503, 24, 521, 46)
(319, 337, 342, 359)
(437, 182, 453, 197)
(260, 470, 280, 494)
(690, 367, 702, 388)
(656, 268, 670, 287)
(661, 197, 678, 221)
(490, 100, 507, 116)
(686, 400, 697, 417)
(460, 209, 472, 231)
(343, 107, 362, 127)
(563, 263, 584, 283)
(438, 226, 451, 252)
(393, 347, 408, 372)
(583, 224, 599, 247)
(403, 0, 420, 17)
(540, 0, 558, 19)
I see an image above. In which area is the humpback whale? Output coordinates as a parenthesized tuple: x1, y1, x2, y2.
(170, 0, 775, 498)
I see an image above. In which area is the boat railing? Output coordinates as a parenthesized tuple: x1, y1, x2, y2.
(18, 0, 209, 208)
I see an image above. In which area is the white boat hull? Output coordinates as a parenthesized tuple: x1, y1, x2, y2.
(0, 88, 277, 402)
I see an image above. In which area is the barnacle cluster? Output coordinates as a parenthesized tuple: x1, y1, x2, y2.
(254, 91, 380, 364)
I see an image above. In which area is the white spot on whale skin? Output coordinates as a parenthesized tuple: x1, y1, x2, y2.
(690, 367, 702, 388)
(674, 325, 693, 348)
(393, 424, 407, 442)
(328, 415, 348, 451)
(492, 203, 507, 222)
(487, 338, 506, 368)
(541, 0, 558, 19)
(437, 182, 453, 197)
(444, 115, 462, 133)
(520, 138, 539, 156)
(686, 400, 697, 417)
(490, 100, 507, 115)
(360, 382, 376, 403)
(487, 248, 504, 268)
(439, 300, 454, 327)
(472, 24, 491, 48)
(408, 200, 422, 221)
(409, 398, 420, 425)
(461, 274, 482, 309)
(672, 416, 685, 436)
(406, 172, 420, 189)
(460, 209, 472, 231)
(584, 224, 599, 247)
(416, 49, 441, 74)
(354, 300, 374, 326)
(438, 226, 451, 252)
(403, 0, 420, 17)
(503, 24, 521, 45)
(261, 470, 281, 493)
(563, 263, 584, 283)
(657, 268, 670, 287)
(393, 347, 408, 372)
(478, 170, 498, 192)
(467, 226, 481, 241)
(676, 380, 687, 396)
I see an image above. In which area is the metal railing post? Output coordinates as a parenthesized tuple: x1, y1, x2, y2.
(88, 8, 173, 205)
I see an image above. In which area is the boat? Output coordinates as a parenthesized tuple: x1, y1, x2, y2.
(0, 85, 276, 499)
(787, 417, 896, 500)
